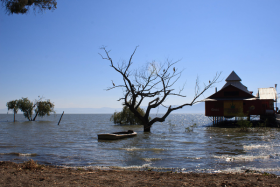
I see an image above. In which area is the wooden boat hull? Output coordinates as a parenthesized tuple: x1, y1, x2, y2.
(98, 131, 137, 140)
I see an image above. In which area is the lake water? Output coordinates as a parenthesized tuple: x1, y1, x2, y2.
(0, 114, 279, 175)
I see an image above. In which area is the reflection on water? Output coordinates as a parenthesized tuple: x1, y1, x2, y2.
(0, 114, 279, 175)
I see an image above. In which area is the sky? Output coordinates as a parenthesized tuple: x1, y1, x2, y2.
(0, 0, 279, 112)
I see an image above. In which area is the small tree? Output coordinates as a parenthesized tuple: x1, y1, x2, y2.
(16, 97, 55, 121)
(100, 46, 220, 132)
(111, 105, 149, 125)
(6, 100, 19, 122)
(33, 100, 55, 121)
(17, 97, 34, 121)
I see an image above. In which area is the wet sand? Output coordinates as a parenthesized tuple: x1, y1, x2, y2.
(0, 160, 279, 187)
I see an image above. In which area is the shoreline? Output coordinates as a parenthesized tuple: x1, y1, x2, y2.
(3, 157, 280, 175)
(1, 160, 279, 186)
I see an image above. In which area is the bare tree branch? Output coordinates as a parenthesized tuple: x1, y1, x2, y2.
(100, 46, 221, 132)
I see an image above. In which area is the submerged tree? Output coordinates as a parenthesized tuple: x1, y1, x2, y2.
(33, 99, 55, 121)
(6, 100, 19, 122)
(12, 97, 55, 121)
(111, 105, 150, 125)
(1, 0, 57, 14)
(100, 46, 220, 132)
(17, 97, 34, 121)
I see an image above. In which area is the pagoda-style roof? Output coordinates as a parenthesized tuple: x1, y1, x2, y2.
(206, 71, 254, 100)
(225, 71, 241, 81)
(207, 84, 255, 100)
(222, 71, 250, 94)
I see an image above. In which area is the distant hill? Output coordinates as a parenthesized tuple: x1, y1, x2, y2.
(0, 102, 205, 114)
(54, 107, 122, 114)
(2, 102, 279, 114)
(146, 102, 205, 114)
(46, 103, 205, 114)
(53, 103, 205, 114)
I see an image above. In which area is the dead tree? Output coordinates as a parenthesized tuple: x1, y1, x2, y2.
(100, 46, 220, 132)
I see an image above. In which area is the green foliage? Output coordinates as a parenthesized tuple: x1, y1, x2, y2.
(6, 100, 19, 113)
(237, 116, 252, 131)
(8, 97, 55, 121)
(185, 122, 197, 133)
(167, 120, 176, 132)
(1, 0, 57, 14)
(6, 99, 19, 122)
(17, 97, 34, 121)
(167, 120, 198, 133)
(35, 100, 54, 117)
(258, 119, 268, 127)
(110, 105, 148, 125)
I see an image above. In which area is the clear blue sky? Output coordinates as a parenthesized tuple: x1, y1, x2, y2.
(1, 0, 279, 111)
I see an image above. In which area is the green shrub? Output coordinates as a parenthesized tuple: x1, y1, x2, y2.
(110, 105, 148, 125)
(167, 120, 176, 132)
(237, 116, 252, 131)
(185, 122, 197, 133)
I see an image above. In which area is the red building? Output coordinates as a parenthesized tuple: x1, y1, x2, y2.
(205, 71, 276, 124)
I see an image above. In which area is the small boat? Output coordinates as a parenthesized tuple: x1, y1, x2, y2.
(98, 130, 137, 140)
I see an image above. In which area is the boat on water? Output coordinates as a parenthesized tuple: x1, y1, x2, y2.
(98, 130, 137, 140)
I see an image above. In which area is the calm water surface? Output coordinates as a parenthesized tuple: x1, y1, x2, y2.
(0, 114, 279, 175)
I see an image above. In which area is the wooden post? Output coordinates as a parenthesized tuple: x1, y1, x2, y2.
(57, 111, 64, 125)
(215, 116, 217, 125)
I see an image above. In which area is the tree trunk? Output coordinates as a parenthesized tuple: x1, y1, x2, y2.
(247, 115, 250, 121)
(144, 124, 151, 132)
(32, 112, 38, 121)
(13, 110, 16, 122)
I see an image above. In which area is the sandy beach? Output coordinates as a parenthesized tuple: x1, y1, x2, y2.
(0, 160, 279, 187)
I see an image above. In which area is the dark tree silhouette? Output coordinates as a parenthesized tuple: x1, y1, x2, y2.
(100, 46, 221, 132)
(9, 97, 55, 121)
(1, 0, 57, 14)
(32, 99, 55, 121)
(6, 100, 19, 122)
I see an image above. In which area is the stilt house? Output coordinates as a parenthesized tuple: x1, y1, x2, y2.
(205, 71, 276, 124)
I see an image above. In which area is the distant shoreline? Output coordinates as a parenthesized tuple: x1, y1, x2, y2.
(0, 102, 207, 114)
